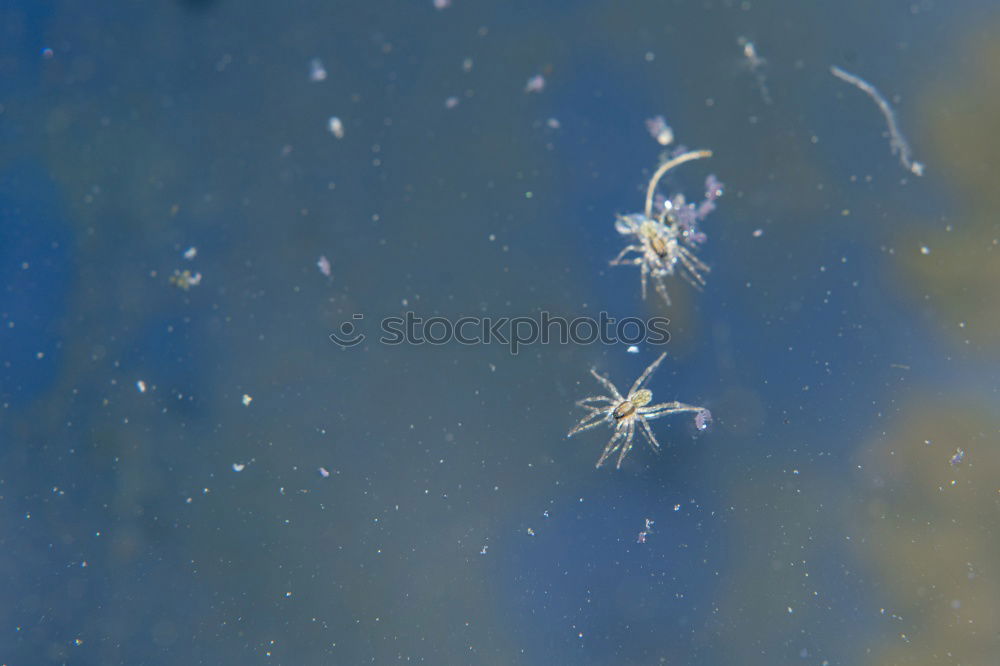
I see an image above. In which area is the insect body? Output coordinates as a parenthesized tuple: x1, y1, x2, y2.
(610, 150, 718, 305)
(567, 353, 708, 469)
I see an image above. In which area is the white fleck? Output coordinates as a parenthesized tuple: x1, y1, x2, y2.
(182, 246, 197, 260)
(242, 394, 253, 407)
(308, 58, 327, 82)
(444, 96, 460, 109)
(317, 255, 331, 277)
(319, 467, 330, 478)
(136, 380, 147, 393)
(232, 462, 246, 472)
(627, 345, 639, 354)
(920, 245, 930, 255)
(524, 74, 545, 94)
(328, 116, 344, 139)
(645, 115, 674, 146)
(752, 229, 764, 238)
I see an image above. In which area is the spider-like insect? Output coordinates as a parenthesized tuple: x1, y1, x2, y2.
(567, 352, 708, 469)
(611, 149, 714, 305)
(610, 213, 710, 304)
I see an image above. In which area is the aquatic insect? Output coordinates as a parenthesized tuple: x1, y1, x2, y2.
(567, 352, 707, 469)
(610, 149, 715, 304)
(611, 213, 709, 304)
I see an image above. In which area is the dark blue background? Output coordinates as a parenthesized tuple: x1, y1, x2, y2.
(2, 1, 999, 664)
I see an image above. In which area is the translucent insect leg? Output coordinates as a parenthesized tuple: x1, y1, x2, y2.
(589, 368, 624, 401)
(640, 401, 704, 421)
(567, 409, 611, 437)
(610, 245, 645, 265)
(575, 395, 616, 408)
(628, 352, 668, 396)
(636, 418, 661, 452)
(614, 420, 636, 469)
(596, 427, 627, 468)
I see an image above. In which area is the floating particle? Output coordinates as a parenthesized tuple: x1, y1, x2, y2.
(461, 57, 473, 72)
(136, 380, 147, 393)
(673, 504, 681, 511)
(645, 115, 674, 146)
(524, 74, 545, 94)
(526, 527, 536, 536)
(433, 0, 451, 8)
(738, 37, 772, 104)
(183, 246, 198, 260)
(627, 345, 639, 354)
(242, 394, 253, 407)
(169, 269, 202, 290)
(830, 65, 924, 176)
(752, 228, 764, 238)
(545, 117, 560, 129)
(41, 47, 54, 59)
(319, 467, 330, 478)
(480, 544, 488, 555)
(317, 255, 331, 276)
(328, 116, 344, 139)
(308, 58, 327, 82)
(950, 448, 965, 466)
(444, 96, 460, 109)
(695, 409, 712, 431)
(232, 462, 246, 472)
(920, 246, 930, 255)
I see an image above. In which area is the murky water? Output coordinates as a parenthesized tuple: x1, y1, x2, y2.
(2, 1, 998, 663)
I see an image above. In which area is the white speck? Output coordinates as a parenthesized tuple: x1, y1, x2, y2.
(461, 57, 473, 72)
(480, 544, 488, 555)
(644, 115, 673, 146)
(752, 229, 764, 238)
(183, 246, 197, 260)
(136, 380, 147, 393)
(546, 117, 561, 129)
(787, 606, 794, 614)
(308, 58, 327, 82)
(627, 345, 639, 354)
(444, 96, 460, 109)
(433, 0, 451, 8)
(242, 394, 253, 407)
(527, 527, 536, 536)
(920, 245, 930, 255)
(328, 116, 344, 139)
(524, 74, 545, 94)
(319, 467, 330, 478)
(673, 504, 681, 511)
(232, 462, 246, 472)
(317, 255, 331, 277)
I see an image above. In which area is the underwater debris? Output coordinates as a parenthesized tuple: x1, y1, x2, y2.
(830, 65, 924, 177)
